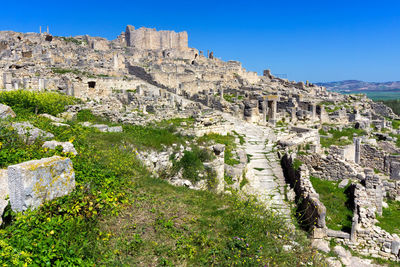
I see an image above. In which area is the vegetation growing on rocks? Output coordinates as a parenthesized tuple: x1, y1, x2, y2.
(0, 92, 320, 266)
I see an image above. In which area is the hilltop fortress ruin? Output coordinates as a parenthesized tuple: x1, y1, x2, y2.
(0, 25, 400, 265)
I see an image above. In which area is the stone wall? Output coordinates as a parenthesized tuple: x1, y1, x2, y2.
(298, 153, 360, 181)
(346, 172, 400, 261)
(360, 143, 400, 180)
(281, 153, 326, 231)
(360, 143, 386, 172)
(125, 26, 188, 51)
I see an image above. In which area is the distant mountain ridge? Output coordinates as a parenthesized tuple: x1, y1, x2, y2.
(316, 80, 400, 93)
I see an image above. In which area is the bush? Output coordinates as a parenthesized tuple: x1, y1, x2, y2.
(0, 90, 77, 116)
(173, 147, 213, 183)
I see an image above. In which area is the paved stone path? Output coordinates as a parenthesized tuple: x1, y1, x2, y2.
(222, 113, 292, 221)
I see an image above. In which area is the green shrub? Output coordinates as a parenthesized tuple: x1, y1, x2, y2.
(292, 158, 303, 170)
(173, 147, 213, 183)
(0, 90, 77, 116)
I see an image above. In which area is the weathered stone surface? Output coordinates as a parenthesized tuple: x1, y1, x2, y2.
(108, 126, 123, 132)
(0, 169, 9, 225)
(312, 227, 327, 239)
(12, 122, 54, 144)
(311, 239, 330, 253)
(38, 113, 63, 122)
(125, 26, 188, 50)
(327, 229, 350, 239)
(338, 179, 350, 188)
(213, 144, 225, 155)
(8, 156, 75, 212)
(42, 141, 78, 155)
(0, 104, 16, 119)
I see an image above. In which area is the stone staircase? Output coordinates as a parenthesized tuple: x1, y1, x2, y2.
(222, 113, 292, 222)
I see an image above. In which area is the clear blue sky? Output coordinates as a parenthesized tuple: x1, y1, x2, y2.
(1, 0, 399, 83)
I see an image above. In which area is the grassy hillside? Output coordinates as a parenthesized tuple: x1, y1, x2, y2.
(0, 91, 322, 266)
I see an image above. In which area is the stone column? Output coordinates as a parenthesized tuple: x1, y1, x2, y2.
(310, 103, 317, 122)
(137, 86, 143, 96)
(262, 101, 268, 124)
(170, 95, 175, 108)
(220, 88, 224, 101)
(269, 100, 277, 125)
(291, 107, 297, 122)
(205, 94, 210, 106)
(38, 78, 44, 91)
(354, 137, 361, 164)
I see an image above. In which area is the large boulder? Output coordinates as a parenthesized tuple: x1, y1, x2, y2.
(12, 122, 54, 144)
(0, 104, 16, 119)
(8, 156, 75, 212)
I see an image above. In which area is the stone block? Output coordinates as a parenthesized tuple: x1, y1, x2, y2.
(0, 169, 9, 225)
(312, 227, 327, 239)
(42, 141, 77, 155)
(8, 156, 75, 212)
(391, 241, 400, 255)
(0, 104, 16, 119)
(12, 122, 54, 144)
(108, 126, 123, 132)
(327, 229, 350, 239)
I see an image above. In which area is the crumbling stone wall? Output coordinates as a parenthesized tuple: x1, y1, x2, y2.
(281, 153, 326, 231)
(298, 153, 359, 181)
(360, 143, 386, 172)
(360, 144, 400, 180)
(347, 172, 400, 261)
(125, 26, 188, 51)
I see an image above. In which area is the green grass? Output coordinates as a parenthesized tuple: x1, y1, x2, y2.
(0, 98, 321, 265)
(197, 133, 240, 166)
(377, 200, 400, 235)
(51, 68, 110, 78)
(309, 176, 353, 232)
(319, 127, 366, 148)
(60, 37, 86, 46)
(293, 158, 303, 171)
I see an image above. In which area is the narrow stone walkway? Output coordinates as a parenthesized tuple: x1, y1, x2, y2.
(222, 113, 292, 221)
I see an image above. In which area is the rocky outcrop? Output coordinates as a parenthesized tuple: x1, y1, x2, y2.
(42, 141, 78, 155)
(11, 122, 54, 144)
(0, 104, 16, 119)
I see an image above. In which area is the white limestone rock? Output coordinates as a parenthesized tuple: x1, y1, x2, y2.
(51, 122, 70, 127)
(12, 122, 54, 144)
(0, 104, 16, 119)
(39, 113, 64, 122)
(42, 141, 78, 155)
(92, 124, 109, 132)
(0, 169, 9, 225)
(338, 179, 350, 188)
(7, 156, 75, 212)
(59, 112, 77, 121)
(311, 239, 330, 253)
(108, 126, 123, 132)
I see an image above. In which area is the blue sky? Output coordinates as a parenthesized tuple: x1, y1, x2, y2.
(1, 0, 399, 82)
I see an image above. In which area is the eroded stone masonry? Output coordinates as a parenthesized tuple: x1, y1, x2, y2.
(0, 25, 399, 265)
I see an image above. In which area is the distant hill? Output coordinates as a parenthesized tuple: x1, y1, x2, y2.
(316, 80, 400, 100)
